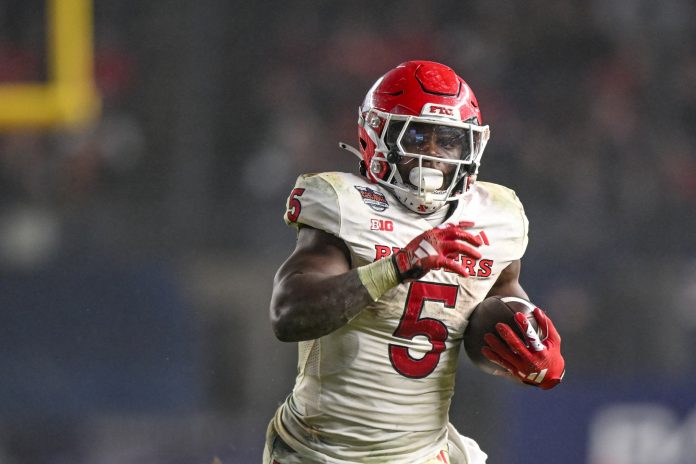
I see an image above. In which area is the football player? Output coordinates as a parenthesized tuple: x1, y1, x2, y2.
(264, 61, 565, 464)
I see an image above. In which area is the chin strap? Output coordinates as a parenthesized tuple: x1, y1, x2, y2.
(339, 142, 363, 160)
(465, 174, 477, 191)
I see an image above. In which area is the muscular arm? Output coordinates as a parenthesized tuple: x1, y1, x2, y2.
(270, 226, 374, 342)
(486, 259, 529, 300)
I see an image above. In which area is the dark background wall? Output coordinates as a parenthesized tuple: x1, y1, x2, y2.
(1, 1, 695, 463)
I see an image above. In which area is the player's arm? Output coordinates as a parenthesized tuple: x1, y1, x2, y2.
(271, 221, 483, 342)
(270, 226, 374, 342)
(486, 259, 528, 300)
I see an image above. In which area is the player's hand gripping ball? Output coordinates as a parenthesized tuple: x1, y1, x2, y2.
(464, 296, 565, 389)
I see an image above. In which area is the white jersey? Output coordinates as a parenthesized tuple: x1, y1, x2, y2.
(273, 171, 528, 463)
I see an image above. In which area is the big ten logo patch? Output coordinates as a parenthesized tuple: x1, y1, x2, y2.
(370, 219, 393, 231)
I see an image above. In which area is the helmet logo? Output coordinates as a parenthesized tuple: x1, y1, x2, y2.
(430, 105, 454, 116)
(421, 103, 457, 119)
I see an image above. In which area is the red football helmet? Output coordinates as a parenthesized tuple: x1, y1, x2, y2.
(343, 61, 490, 214)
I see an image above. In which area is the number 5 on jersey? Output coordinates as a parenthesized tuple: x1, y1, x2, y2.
(286, 188, 305, 223)
(389, 282, 458, 378)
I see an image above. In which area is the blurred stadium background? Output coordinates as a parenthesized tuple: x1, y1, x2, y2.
(1, 1, 695, 463)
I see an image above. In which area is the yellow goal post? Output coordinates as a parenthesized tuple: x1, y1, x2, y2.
(0, 0, 100, 129)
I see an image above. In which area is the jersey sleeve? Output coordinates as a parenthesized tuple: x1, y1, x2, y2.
(283, 173, 341, 236)
(512, 190, 530, 260)
(479, 181, 529, 261)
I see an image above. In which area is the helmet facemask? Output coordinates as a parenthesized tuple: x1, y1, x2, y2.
(343, 61, 490, 214)
(366, 111, 490, 214)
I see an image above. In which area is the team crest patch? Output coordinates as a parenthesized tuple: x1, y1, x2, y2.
(354, 186, 389, 211)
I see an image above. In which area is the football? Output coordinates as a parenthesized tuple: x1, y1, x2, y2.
(463, 296, 540, 375)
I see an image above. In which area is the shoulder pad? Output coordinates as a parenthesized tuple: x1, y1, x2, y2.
(284, 173, 342, 236)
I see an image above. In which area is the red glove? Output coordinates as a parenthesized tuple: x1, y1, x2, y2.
(392, 221, 482, 282)
(481, 307, 565, 390)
